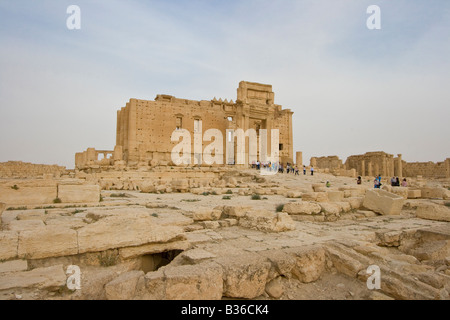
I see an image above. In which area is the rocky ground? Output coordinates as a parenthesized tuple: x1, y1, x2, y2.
(0, 169, 449, 300)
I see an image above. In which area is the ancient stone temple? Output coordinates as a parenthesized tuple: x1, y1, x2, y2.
(76, 81, 294, 169)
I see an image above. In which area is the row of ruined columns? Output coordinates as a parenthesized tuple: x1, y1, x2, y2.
(359, 154, 403, 178)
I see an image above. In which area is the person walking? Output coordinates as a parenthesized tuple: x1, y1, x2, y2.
(311, 166, 314, 176)
(303, 166, 306, 175)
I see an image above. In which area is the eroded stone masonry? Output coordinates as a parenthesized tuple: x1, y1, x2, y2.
(0, 81, 449, 301)
(76, 81, 294, 170)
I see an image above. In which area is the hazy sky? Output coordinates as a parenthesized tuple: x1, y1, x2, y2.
(0, 0, 449, 169)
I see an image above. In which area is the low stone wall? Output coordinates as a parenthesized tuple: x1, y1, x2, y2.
(0, 161, 66, 178)
(0, 180, 101, 205)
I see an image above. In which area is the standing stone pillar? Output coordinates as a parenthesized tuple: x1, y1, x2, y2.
(397, 154, 403, 178)
(361, 160, 366, 177)
(296, 152, 303, 167)
(368, 162, 373, 177)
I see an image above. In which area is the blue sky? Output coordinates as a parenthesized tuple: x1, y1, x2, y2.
(0, 0, 449, 168)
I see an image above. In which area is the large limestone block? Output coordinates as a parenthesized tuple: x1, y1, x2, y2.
(327, 191, 344, 202)
(58, 184, 100, 203)
(239, 211, 296, 233)
(288, 246, 326, 283)
(391, 187, 409, 200)
(0, 265, 66, 291)
(0, 231, 18, 260)
(222, 206, 251, 218)
(18, 226, 78, 259)
(164, 263, 223, 300)
(171, 180, 189, 192)
(218, 254, 271, 299)
(363, 189, 405, 216)
(283, 202, 321, 215)
(420, 187, 448, 199)
(0, 259, 28, 274)
(407, 190, 422, 199)
(192, 209, 222, 221)
(0, 186, 57, 205)
(415, 203, 450, 222)
(343, 197, 364, 210)
(78, 216, 184, 254)
(319, 203, 341, 215)
(105, 271, 145, 300)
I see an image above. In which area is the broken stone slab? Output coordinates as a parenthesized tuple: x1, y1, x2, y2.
(415, 203, 450, 222)
(18, 226, 78, 260)
(105, 270, 145, 300)
(0, 264, 66, 291)
(119, 240, 189, 260)
(0, 231, 19, 260)
(363, 189, 405, 216)
(181, 249, 218, 265)
(7, 219, 45, 232)
(239, 211, 296, 233)
(77, 216, 185, 254)
(283, 201, 321, 215)
(0, 259, 28, 274)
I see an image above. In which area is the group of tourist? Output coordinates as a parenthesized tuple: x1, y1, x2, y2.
(251, 162, 315, 176)
(369, 175, 408, 188)
(391, 176, 408, 187)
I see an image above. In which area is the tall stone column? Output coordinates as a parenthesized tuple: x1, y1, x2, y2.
(397, 154, 403, 178)
(296, 152, 303, 167)
(368, 162, 373, 177)
(361, 160, 365, 177)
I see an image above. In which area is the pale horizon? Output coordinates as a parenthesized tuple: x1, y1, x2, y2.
(1, 1, 449, 169)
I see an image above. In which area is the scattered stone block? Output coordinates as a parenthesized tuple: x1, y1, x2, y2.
(239, 211, 295, 233)
(363, 189, 405, 216)
(407, 190, 422, 199)
(283, 202, 321, 215)
(415, 203, 450, 222)
(327, 191, 344, 202)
